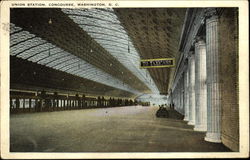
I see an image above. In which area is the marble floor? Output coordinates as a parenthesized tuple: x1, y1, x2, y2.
(10, 105, 231, 152)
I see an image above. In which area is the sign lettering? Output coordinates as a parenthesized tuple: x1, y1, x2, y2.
(140, 58, 175, 68)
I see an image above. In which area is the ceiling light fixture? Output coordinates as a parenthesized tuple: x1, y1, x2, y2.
(48, 18, 52, 24)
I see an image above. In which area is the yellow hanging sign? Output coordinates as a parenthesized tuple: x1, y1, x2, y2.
(140, 58, 175, 69)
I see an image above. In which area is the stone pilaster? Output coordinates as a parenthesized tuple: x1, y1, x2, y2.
(188, 52, 196, 125)
(184, 62, 189, 121)
(194, 37, 207, 131)
(204, 8, 221, 143)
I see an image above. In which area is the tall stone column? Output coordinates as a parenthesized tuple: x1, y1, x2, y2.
(170, 89, 173, 108)
(180, 75, 182, 114)
(188, 52, 196, 125)
(204, 8, 221, 143)
(181, 74, 185, 114)
(178, 82, 181, 112)
(184, 60, 189, 121)
(194, 37, 207, 131)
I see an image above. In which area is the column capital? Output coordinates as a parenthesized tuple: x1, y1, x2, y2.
(205, 8, 219, 20)
(188, 51, 195, 57)
(192, 36, 205, 47)
(195, 36, 205, 42)
(194, 36, 206, 47)
(194, 36, 205, 45)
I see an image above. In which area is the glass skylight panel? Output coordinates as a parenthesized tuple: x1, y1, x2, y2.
(10, 23, 22, 34)
(11, 38, 47, 56)
(52, 56, 74, 66)
(11, 31, 35, 46)
(10, 37, 31, 47)
(77, 70, 98, 78)
(17, 43, 50, 60)
(53, 58, 78, 70)
(46, 56, 72, 67)
(10, 24, 141, 94)
(69, 62, 89, 72)
(28, 52, 50, 63)
(61, 8, 82, 15)
(89, 33, 125, 41)
(101, 46, 129, 54)
(44, 51, 65, 61)
(96, 38, 128, 46)
(61, 61, 80, 71)
(96, 38, 125, 47)
(37, 51, 65, 64)
(39, 46, 61, 55)
(77, 63, 92, 71)
(79, 24, 125, 34)
(103, 34, 127, 41)
(65, 8, 119, 24)
(66, 67, 81, 74)
(92, 13, 115, 22)
(74, 70, 91, 77)
(11, 30, 34, 40)
(102, 46, 127, 53)
(70, 16, 125, 32)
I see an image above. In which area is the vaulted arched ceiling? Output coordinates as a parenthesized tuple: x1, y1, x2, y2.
(10, 8, 186, 98)
(114, 8, 186, 94)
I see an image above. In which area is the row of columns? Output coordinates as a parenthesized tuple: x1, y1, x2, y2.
(188, 51, 196, 126)
(172, 75, 184, 115)
(194, 38, 207, 131)
(171, 9, 221, 143)
(204, 10, 221, 142)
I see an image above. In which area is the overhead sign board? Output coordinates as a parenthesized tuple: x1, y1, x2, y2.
(140, 58, 175, 68)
